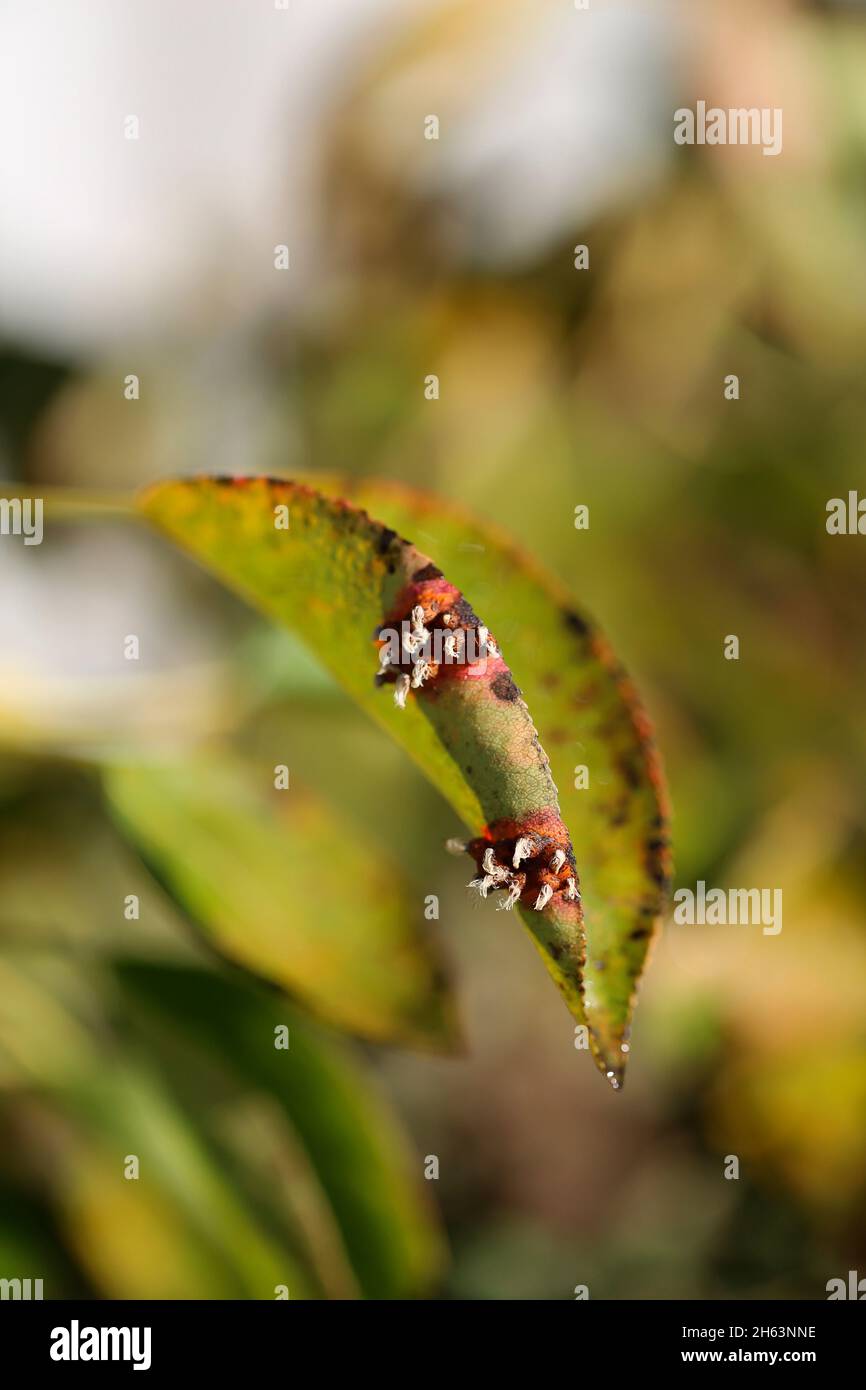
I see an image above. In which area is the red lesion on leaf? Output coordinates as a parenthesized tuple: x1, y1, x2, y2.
(379, 576, 462, 633)
(460, 811, 581, 913)
(374, 576, 505, 699)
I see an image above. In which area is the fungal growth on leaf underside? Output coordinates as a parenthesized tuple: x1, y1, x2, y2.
(374, 568, 582, 917)
(450, 817, 580, 914)
(374, 572, 500, 708)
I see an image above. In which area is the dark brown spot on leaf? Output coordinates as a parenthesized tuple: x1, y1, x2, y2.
(562, 608, 591, 638)
(490, 672, 520, 703)
(452, 596, 480, 629)
(412, 562, 443, 582)
(375, 526, 398, 556)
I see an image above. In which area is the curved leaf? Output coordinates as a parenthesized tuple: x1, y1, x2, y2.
(322, 477, 672, 1085)
(138, 479, 586, 1060)
(138, 476, 670, 1084)
(103, 751, 457, 1051)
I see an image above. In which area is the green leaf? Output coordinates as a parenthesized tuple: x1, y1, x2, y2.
(321, 478, 672, 1085)
(103, 751, 457, 1050)
(138, 476, 669, 1084)
(0, 781, 205, 965)
(0, 952, 316, 1298)
(117, 962, 446, 1299)
(322, 477, 672, 1085)
(0, 950, 100, 1089)
(57, 1063, 316, 1299)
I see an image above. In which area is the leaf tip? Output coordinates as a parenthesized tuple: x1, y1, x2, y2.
(588, 1031, 632, 1091)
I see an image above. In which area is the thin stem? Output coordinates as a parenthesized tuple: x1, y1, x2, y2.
(0, 484, 137, 522)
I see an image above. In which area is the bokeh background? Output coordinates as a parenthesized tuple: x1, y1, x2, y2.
(1, 0, 866, 1299)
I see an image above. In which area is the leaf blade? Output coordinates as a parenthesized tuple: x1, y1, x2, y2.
(320, 477, 672, 1083)
(137, 475, 670, 1082)
(103, 751, 458, 1050)
(138, 477, 587, 1053)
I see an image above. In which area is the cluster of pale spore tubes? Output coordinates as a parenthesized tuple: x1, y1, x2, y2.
(378, 604, 499, 708)
(446, 835, 579, 913)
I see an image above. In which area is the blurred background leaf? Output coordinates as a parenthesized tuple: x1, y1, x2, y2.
(117, 963, 446, 1299)
(103, 750, 457, 1050)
